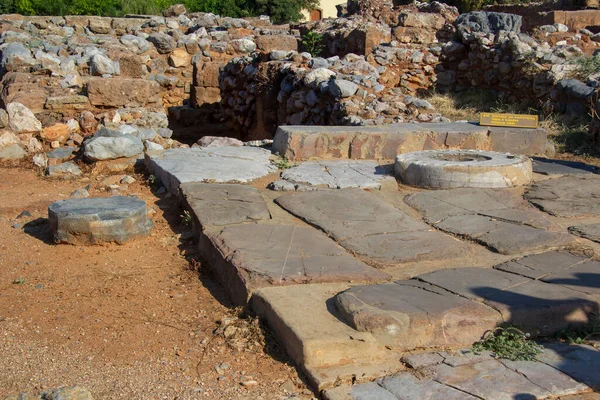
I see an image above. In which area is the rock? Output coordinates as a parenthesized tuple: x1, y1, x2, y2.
(84, 134, 144, 161)
(197, 136, 244, 147)
(169, 48, 191, 67)
(303, 68, 336, 89)
(79, 111, 97, 135)
(0, 131, 20, 147)
(47, 146, 77, 160)
(89, 53, 120, 76)
(48, 196, 153, 245)
(230, 39, 256, 54)
(144, 140, 164, 151)
(568, 223, 600, 243)
(32, 153, 48, 168)
(7, 102, 42, 133)
(329, 79, 359, 98)
(255, 35, 298, 52)
(147, 33, 176, 54)
(87, 78, 160, 108)
(0, 42, 35, 72)
(0, 144, 26, 160)
(526, 175, 600, 217)
(163, 3, 186, 17)
(455, 11, 522, 39)
(70, 188, 90, 198)
(41, 124, 71, 144)
(557, 79, 594, 99)
(0, 109, 8, 129)
(46, 162, 82, 179)
(88, 17, 111, 34)
(157, 128, 173, 138)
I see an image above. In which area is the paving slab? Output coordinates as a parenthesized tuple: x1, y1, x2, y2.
(277, 160, 396, 190)
(200, 224, 390, 305)
(495, 251, 588, 280)
(275, 189, 467, 266)
(145, 146, 277, 193)
(406, 188, 574, 255)
(540, 260, 600, 296)
(525, 175, 600, 217)
(536, 343, 600, 390)
(380, 373, 476, 399)
(179, 183, 270, 228)
(335, 281, 501, 349)
(401, 353, 445, 369)
(48, 196, 153, 245)
(272, 123, 548, 161)
(569, 224, 600, 243)
(418, 268, 599, 334)
(532, 157, 598, 176)
(432, 359, 554, 399)
(251, 283, 403, 390)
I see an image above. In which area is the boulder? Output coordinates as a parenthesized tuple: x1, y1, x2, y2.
(329, 79, 359, 98)
(304, 68, 336, 89)
(0, 144, 26, 160)
(41, 124, 71, 144)
(163, 3, 186, 17)
(0, 43, 35, 72)
(6, 102, 42, 133)
(84, 134, 143, 161)
(147, 33, 176, 54)
(169, 48, 191, 67)
(455, 11, 522, 40)
(0, 109, 8, 129)
(89, 53, 120, 76)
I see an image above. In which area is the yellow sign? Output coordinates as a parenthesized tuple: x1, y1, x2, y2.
(479, 113, 539, 129)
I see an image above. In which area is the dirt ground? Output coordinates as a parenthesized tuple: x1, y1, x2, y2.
(0, 165, 313, 399)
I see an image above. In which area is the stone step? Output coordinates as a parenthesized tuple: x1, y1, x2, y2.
(275, 189, 468, 267)
(200, 224, 390, 306)
(272, 123, 549, 161)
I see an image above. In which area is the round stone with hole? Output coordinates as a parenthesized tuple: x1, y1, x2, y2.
(49, 196, 153, 245)
(395, 150, 532, 189)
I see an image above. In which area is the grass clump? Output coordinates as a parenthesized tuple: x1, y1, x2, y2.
(472, 327, 544, 361)
(569, 55, 600, 81)
(273, 156, 297, 170)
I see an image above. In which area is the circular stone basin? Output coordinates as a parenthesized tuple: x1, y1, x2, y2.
(395, 150, 532, 189)
(48, 196, 153, 245)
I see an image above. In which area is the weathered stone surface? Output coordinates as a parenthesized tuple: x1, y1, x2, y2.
(329, 79, 359, 98)
(406, 188, 573, 255)
(147, 33, 176, 54)
(255, 35, 298, 52)
(145, 146, 277, 193)
(495, 251, 588, 279)
(335, 281, 501, 349)
(569, 224, 600, 243)
(87, 78, 160, 108)
(536, 343, 600, 389)
(418, 268, 598, 334)
(526, 175, 600, 217)
(540, 260, 600, 296)
(401, 353, 445, 369)
(276, 189, 466, 266)
(6, 102, 42, 133)
(272, 124, 548, 162)
(0, 144, 26, 160)
(279, 160, 395, 190)
(197, 136, 243, 147)
(200, 224, 389, 305)
(41, 123, 71, 144)
(396, 150, 532, 189)
(84, 134, 143, 161)
(180, 183, 270, 228)
(0, 109, 8, 129)
(48, 196, 153, 245)
(46, 162, 82, 179)
(381, 373, 477, 399)
(89, 53, 119, 76)
(532, 157, 598, 175)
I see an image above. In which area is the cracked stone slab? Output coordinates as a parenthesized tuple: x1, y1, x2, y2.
(406, 188, 574, 255)
(180, 183, 270, 228)
(569, 223, 600, 243)
(278, 160, 396, 190)
(275, 189, 467, 266)
(525, 175, 600, 217)
(532, 157, 598, 176)
(432, 359, 557, 399)
(200, 224, 390, 305)
(380, 373, 480, 399)
(418, 268, 598, 334)
(335, 281, 501, 350)
(145, 146, 277, 193)
(48, 196, 153, 245)
(495, 251, 590, 280)
(540, 260, 600, 297)
(536, 343, 600, 390)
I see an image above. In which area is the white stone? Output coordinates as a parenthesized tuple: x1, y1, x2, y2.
(7, 102, 42, 133)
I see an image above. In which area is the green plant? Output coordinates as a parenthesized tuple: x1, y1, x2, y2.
(180, 210, 193, 226)
(301, 30, 324, 58)
(471, 327, 544, 361)
(148, 175, 156, 184)
(556, 316, 600, 345)
(570, 55, 600, 81)
(12, 277, 25, 285)
(274, 156, 297, 170)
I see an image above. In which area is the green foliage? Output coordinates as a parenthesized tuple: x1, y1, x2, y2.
(556, 316, 600, 345)
(274, 156, 297, 170)
(301, 30, 324, 57)
(253, 0, 317, 23)
(180, 210, 193, 225)
(12, 277, 26, 285)
(569, 55, 600, 81)
(472, 327, 544, 361)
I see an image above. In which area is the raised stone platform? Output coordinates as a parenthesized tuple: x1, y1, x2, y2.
(48, 196, 153, 245)
(145, 146, 277, 193)
(272, 123, 549, 161)
(276, 189, 468, 266)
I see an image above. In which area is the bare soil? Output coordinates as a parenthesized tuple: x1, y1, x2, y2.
(0, 166, 313, 399)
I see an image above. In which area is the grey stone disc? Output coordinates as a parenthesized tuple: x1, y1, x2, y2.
(48, 196, 153, 245)
(395, 150, 532, 188)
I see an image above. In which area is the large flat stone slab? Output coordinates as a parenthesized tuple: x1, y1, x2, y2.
(418, 268, 598, 334)
(277, 160, 396, 190)
(272, 123, 548, 161)
(335, 281, 501, 350)
(525, 175, 600, 217)
(275, 189, 467, 266)
(200, 224, 390, 305)
(532, 157, 598, 176)
(252, 283, 403, 391)
(540, 260, 600, 297)
(48, 196, 153, 245)
(145, 146, 277, 193)
(495, 251, 589, 280)
(406, 188, 574, 255)
(180, 183, 270, 228)
(536, 343, 600, 390)
(569, 223, 600, 243)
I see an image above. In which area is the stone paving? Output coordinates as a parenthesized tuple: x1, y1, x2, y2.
(140, 128, 600, 398)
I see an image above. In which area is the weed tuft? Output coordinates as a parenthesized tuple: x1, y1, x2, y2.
(472, 327, 543, 361)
